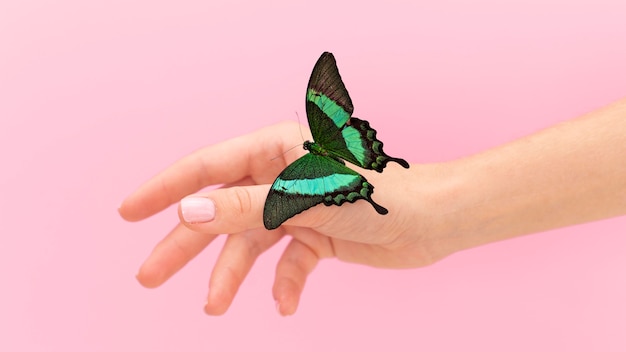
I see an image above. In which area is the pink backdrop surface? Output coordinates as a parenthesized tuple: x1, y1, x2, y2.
(1, 1, 625, 351)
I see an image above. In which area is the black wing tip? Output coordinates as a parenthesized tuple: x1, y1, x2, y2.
(371, 156, 411, 173)
(315, 52, 336, 67)
(390, 157, 410, 169)
(327, 194, 389, 215)
(368, 198, 389, 215)
(263, 220, 279, 230)
(263, 207, 279, 230)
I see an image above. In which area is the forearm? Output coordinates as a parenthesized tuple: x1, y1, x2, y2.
(438, 98, 626, 251)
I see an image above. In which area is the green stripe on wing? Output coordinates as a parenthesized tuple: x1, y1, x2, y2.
(273, 173, 361, 195)
(306, 89, 351, 128)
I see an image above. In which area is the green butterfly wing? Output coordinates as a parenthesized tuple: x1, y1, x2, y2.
(263, 153, 387, 230)
(306, 52, 410, 172)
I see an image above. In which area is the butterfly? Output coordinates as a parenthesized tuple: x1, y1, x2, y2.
(263, 52, 409, 230)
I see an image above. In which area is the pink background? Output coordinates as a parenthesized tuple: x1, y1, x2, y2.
(2, 1, 625, 351)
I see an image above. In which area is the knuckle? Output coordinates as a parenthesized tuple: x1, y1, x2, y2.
(229, 187, 253, 218)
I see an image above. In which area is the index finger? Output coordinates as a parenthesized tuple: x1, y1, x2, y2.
(119, 121, 307, 221)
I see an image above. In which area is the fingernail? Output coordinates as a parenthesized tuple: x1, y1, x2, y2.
(181, 196, 215, 223)
(275, 300, 281, 315)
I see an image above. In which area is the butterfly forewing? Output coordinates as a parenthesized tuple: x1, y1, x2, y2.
(306, 52, 353, 134)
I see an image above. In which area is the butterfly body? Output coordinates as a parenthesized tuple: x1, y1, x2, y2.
(303, 140, 343, 163)
(263, 52, 409, 230)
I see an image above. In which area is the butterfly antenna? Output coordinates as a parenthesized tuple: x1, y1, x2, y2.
(270, 143, 303, 161)
(295, 111, 306, 142)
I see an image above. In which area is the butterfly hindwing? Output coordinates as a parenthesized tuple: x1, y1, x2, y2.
(306, 52, 409, 172)
(336, 117, 410, 171)
(263, 153, 387, 230)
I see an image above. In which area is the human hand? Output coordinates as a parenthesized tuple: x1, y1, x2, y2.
(119, 121, 451, 315)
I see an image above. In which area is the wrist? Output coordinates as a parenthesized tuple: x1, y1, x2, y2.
(410, 157, 511, 260)
(389, 161, 474, 265)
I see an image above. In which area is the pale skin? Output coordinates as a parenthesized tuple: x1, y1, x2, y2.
(119, 97, 626, 316)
